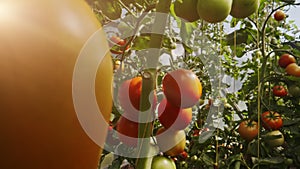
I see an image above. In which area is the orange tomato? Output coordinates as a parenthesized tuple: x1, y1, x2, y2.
(162, 69, 202, 108)
(118, 77, 157, 118)
(156, 127, 186, 156)
(0, 1, 113, 169)
(285, 63, 300, 77)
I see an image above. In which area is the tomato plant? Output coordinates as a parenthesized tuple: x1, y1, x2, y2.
(238, 120, 259, 141)
(94, 0, 300, 168)
(261, 111, 283, 130)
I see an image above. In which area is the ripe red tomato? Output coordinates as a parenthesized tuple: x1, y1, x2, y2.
(162, 69, 202, 108)
(238, 120, 259, 141)
(261, 111, 283, 130)
(110, 36, 126, 46)
(156, 127, 186, 156)
(285, 63, 300, 77)
(151, 156, 176, 169)
(158, 98, 192, 131)
(278, 54, 296, 68)
(272, 85, 288, 97)
(116, 116, 139, 146)
(118, 77, 157, 119)
(274, 10, 286, 21)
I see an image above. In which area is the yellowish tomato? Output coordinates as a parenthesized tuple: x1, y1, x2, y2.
(0, 0, 113, 169)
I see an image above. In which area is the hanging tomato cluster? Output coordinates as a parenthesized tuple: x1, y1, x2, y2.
(107, 68, 202, 159)
(155, 68, 202, 156)
(173, 0, 260, 23)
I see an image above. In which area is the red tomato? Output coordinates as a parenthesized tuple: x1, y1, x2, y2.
(162, 69, 202, 108)
(278, 54, 296, 68)
(261, 111, 283, 130)
(285, 63, 300, 77)
(238, 120, 259, 141)
(272, 85, 288, 97)
(274, 10, 286, 21)
(116, 116, 139, 146)
(158, 98, 192, 131)
(179, 151, 189, 160)
(156, 127, 186, 156)
(118, 77, 157, 120)
(110, 36, 126, 46)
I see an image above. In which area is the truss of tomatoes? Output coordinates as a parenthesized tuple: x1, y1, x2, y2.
(238, 111, 284, 143)
(278, 53, 300, 77)
(114, 68, 203, 157)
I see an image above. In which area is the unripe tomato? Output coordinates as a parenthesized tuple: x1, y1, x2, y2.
(174, 0, 200, 22)
(272, 85, 288, 97)
(265, 130, 285, 147)
(278, 54, 296, 68)
(0, 1, 113, 169)
(230, 0, 260, 19)
(156, 127, 186, 156)
(197, 0, 233, 23)
(238, 120, 258, 141)
(162, 69, 202, 108)
(261, 111, 283, 130)
(274, 10, 286, 21)
(288, 84, 300, 97)
(158, 98, 192, 131)
(151, 156, 176, 169)
(285, 63, 300, 77)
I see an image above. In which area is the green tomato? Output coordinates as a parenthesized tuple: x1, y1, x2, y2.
(197, 0, 233, 23)
(151, 156, 176, 169)
(265, 130, 284, 147)
(230, 0, 260, 18)
(288, 84, 300, 97)
(174, 0, 200, 22)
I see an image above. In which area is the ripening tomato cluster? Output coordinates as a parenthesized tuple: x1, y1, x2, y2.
(110, 68, 203, 158)
(278, 53, 300, 77)
(173, 0, 260, 24)
(155, 68, 202, 156)
(238, 111, 284, 147)
(113, 76, 157, 146)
